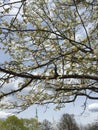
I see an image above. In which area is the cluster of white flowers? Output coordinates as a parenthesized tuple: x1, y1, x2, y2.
(86, 0, 93, 3)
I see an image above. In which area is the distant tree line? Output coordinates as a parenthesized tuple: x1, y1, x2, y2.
(0, 113, 97, 130)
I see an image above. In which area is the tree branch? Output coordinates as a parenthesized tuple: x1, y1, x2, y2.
(0, 67, 98, 81)
(0, 78, 33, 99)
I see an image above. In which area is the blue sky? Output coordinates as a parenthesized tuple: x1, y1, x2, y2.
(17, 97, 98, 125)
(0, 97, 98, 125)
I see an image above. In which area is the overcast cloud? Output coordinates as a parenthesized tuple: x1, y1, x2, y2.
(88, 103, 98, 112)
(0, 111, 13, 119)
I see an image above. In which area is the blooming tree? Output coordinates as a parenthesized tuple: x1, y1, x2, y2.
(0, 0, 98, 111)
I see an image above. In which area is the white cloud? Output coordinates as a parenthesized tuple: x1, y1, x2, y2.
(88, 103, 98, 112)
(0, 111, 13, 119)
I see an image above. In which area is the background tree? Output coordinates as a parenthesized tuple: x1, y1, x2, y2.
(0, 0, 98, 111)
(0, 115, 29, 130)
(85, 122, 98, 130)
(23, 118, 39, 130)
(0, 120, 4, 128)
(40, 119, 54, 130)
(57, 113, 79, 130)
